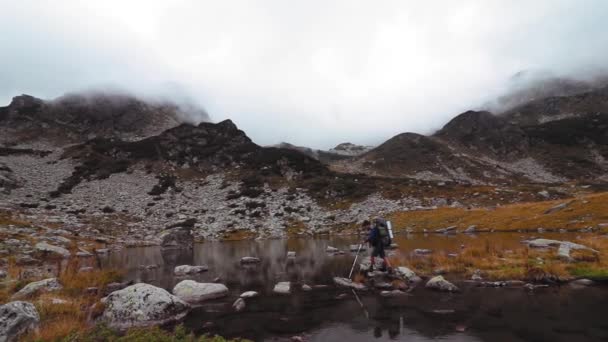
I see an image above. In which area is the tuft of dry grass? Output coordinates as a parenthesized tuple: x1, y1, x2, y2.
(389, 192, 608, 232)
(386, 235, 587, 281)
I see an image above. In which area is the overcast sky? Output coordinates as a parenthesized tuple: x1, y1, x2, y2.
(1, 1, 607, 148)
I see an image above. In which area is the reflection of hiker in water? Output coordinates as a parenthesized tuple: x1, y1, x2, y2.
(362, 218, 392, 272)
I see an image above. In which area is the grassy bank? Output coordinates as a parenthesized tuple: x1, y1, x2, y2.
(389, 192, 608, 232)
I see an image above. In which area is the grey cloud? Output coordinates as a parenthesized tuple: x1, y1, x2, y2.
(1, 0, 608, 149)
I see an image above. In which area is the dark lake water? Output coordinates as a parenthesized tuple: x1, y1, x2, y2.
(100, 234, 608, 342)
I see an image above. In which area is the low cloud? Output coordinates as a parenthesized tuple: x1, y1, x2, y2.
(1, 0, 608, 148)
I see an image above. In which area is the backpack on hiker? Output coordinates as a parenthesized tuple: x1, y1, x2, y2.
(375, 218, 392, 248)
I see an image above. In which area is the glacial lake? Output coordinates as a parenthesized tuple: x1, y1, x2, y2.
(99, 233, 608, 342)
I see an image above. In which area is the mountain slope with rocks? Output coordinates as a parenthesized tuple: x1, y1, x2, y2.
(1, 85, 605, 246)
(0, 91, 208, 145)
(338, 86, 608, 184)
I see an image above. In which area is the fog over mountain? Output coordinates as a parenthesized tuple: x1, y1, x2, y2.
(2, 0, 608, 149)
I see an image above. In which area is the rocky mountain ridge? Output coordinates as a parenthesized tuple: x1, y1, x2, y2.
(341, 86, 608, 184)
(1, 86, 606, 244)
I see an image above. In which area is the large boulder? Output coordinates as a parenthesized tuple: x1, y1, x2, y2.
(425, 276, 459, 292)
(172, 280, 229, 304)
(174, 265, 208, 276)
(35, 242, 70, 258)
(12, 278, 62, 299)
(160, 227, 193, 250)
(101, 283, 190, 330)
(0, 301, 40, 342)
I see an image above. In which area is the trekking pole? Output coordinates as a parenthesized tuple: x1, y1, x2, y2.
(348, 243, 363, 279)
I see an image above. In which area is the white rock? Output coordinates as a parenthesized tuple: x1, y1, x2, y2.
(240, 257, 261, 264)
(333, 277, 367, 291)
(172, 280, 229, 304)
(326, 246, 339, 253)
(380, 290, 408, 297)
(425, 276, 459, 292)
(35, 242, 70, 258)
(287, 251, 296, 258)
(174, 265, 208, 276)
(12, 278, 63, 299)
(232, 298, 246, 312)
(301, 284, 312, 292)
(0, 301, 40, 342)
(240, 291, 259, 298)
(102, 283, 190, 330)
(396, 267, 421, 282)
(273, 281, 291, 294)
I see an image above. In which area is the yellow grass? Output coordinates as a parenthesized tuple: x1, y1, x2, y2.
(389, 192, 608, 232)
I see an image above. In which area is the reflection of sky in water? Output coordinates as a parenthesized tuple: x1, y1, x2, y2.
(100, 234, 608, 342)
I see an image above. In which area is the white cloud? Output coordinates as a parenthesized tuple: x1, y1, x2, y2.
(1, 0, 607, 148)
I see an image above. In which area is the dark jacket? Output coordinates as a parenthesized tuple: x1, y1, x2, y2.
(366, 226, 382, 248)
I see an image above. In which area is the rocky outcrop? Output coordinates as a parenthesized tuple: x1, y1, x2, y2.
(101, 283, 190, 330)
(425, 276, 459, 292)
(0, 301, 40, 342)
(525, 239, 599, 261)
(12, 278, 62, 299)
(172, 280, 229, 304)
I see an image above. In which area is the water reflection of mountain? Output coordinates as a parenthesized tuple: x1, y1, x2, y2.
(100, 236, 608, 342)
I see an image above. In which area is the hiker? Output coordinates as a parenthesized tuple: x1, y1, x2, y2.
(362, 218, 392, 272)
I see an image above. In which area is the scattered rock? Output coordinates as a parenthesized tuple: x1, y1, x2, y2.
(524, 283, 549, 291)
(174, 265, 208, 276)
(240, 257, 261, 264)
(79, 267, 94, 273)
(471, 269, 483, 281)
(35, 242, 70, 258)
(240, 291, 259, 298)
(435, 226, 457, 234)
(414, 249, 433, 255)
(232, 298, 246, 312)
(464, 225, 477, 234)
(544, 201, 573, 215)
(0, 270, 6, 279)
(287, 251, 296, 259)
(326, 246, 339, 253)
(273, 282, 291, 295)
(570, 278, 595, 287)
(425, 276, 459, 292)
(395, 266, 420, 282)
(172, 280, 229, 304)
(102, 283, 190, 330)
(12, 278, 62, 299)
(0, 301, 40, 342)
(333, 277, 367, 291)
(301, 284, 312, 292)
(380, 290, 408, 297)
